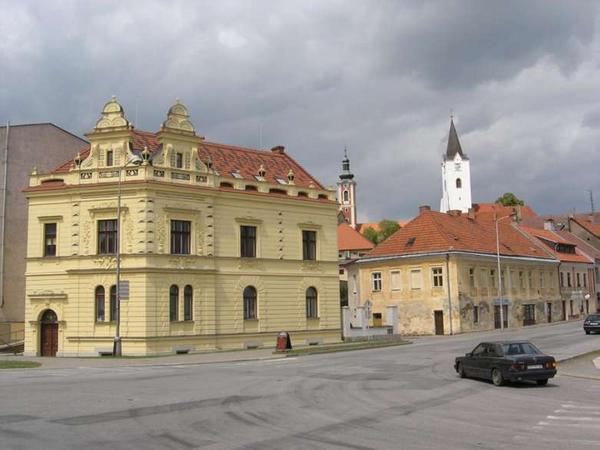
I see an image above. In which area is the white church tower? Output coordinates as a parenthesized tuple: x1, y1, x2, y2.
(440, 118, 472, 213)
(337, 148, 357, 228)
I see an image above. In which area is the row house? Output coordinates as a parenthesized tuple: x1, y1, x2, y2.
(347, 206, 560, 335)
(23, 98, 341, 356)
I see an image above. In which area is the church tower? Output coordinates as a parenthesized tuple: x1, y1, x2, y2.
(337, 148, 357, 228)
(440, 118, 472, 213)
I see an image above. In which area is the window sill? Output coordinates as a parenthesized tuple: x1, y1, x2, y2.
(244, 318, 259, 322)
(307, 317, 320, 321)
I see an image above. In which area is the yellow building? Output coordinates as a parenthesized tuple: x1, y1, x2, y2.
(347, 206, 561, 335)
(24, 98, 341, 356)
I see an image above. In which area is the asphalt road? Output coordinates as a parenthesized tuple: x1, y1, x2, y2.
(1, 321, 600, 450)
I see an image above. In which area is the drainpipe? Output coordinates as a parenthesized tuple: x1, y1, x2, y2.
(0, 122, 9, 311)
(446, 253, 453, 335)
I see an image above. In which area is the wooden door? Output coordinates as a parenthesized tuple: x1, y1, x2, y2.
(494, 305, 508, 329)
(434, 310, 444, 335)
(546, 303, 552, 323)
(41, 323, 58, 357)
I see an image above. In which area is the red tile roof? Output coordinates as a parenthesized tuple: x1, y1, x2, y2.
(52, 130, 324, 190)
(571, 215, 600, 238)
(338, 223, 375, 252)
(518, 226, 593, 264)
(356, 221, 408, 234)
(472, 203, 537, 221)
(365, 210, 553, 260)
(559, 231, 600, 261)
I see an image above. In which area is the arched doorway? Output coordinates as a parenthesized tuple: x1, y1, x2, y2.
(40, 309, 58, 357)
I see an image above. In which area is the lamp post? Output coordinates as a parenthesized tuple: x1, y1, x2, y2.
(495, 213, 515, 331)
(113, 155, 143, 357)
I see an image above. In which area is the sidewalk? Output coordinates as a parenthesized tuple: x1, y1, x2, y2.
(559, 350, 600, 381)
(0, 348, 284, 369)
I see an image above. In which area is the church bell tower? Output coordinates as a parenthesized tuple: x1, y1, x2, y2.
(440, 118, 472, 213)
(337, 148, 357, 228)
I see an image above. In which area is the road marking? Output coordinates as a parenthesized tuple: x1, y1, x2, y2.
(555, 409, 600, 415)
(547, 415, 600, 422)
(561, 404, 600, 410)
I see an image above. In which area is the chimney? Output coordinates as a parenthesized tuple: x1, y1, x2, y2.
(514, 205, 522, 223)
(544, 219, 555, 231)
(467, 207, 475, 220)
(447, 209, 462, 217)
(419, 205, 431, 214)
(271, 145, 285, 154)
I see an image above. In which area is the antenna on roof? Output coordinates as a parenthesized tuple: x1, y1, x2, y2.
(587, 189, 595, 215)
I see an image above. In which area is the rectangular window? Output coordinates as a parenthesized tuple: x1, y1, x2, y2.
(473, 305, 479, 324)
(97, 219, 118, 254)
(539, 271, 544, 288)
(519, 271, 525, 289)
(302, 230, 317, 261)
(567, 272, 572, 287)
(44, 223, 57, 257)
(170, 220, 191, 254)
(240, 225, 257, 258)
(176, 152, 183, 168)
(432, 267, 443, 287)
(410, 269, 422, 290)
(528, 271, 533, 288)
(371, 272, 382, 292)
(560, 272, 564, 288)
(576, 273, 581, 288)
(490, 269, 496, 288)
(500, 270, 506, 290)
(469, 268, 475, 288)
(583, 273, 587, 288)
(391, 270, 401, 291)
(106, 149, 114, 167)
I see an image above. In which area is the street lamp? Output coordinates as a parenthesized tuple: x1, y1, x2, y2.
(113, 154, 143, 357)
(495, 212, 516, 331)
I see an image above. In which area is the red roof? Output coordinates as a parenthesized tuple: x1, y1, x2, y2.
(365, 209, 553, 260)
(356, 221, 408, 234)
(52, 130, 324, 190)
(519, 226, 592, 264)
(571, 215, 600, 238)
(472, 203, 537, 221)
(338, 223, 375, 252)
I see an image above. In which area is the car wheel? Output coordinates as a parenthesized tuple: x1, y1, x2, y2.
(586, 330, 590, 335)
(492, 368, 505, 386)
(536, 379, 548, 386)
(457, 363, 466, 378)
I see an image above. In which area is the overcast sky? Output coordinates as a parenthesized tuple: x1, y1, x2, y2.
(2, 0, 600, 222)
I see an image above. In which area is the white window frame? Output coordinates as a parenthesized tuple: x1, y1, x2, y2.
(410, 268, 422, 290)
(371, 272, 382, 292)
(390, 270, 401, 291)
(431, 267, 443, 288)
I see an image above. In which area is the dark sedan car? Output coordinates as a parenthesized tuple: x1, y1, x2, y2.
(454, 341, 556, 386)
(584, 314, 600, 334)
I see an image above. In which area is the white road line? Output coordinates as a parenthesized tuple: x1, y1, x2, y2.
(547, 415, 600, 422)
(555, 409, 600, 415)
(561, 404, 600, 410)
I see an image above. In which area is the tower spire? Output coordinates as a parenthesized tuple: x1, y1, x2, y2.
(446, 118, 464, 159)
(337, 146, 357, 228)
(340, 147, 353, 180)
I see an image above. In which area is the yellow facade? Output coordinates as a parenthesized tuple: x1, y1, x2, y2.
(348, 254, 560, 335)
(24, 98, 341, 356)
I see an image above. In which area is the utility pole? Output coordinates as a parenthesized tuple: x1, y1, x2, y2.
(587, 190, 595, 215)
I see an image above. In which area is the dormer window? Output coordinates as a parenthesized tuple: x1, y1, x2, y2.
(456, 178, 462, 189)
(176, 152, 183, 168)
(256, 164, 266, 181)
(106, 150, 114, 167)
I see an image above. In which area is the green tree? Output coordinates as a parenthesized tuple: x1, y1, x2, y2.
(363, 226, 379, 244)
(378, 219, 400, 242)
(495, 192, 524, 206)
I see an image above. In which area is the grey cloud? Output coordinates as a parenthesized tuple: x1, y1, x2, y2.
(1, 0, 600, 222)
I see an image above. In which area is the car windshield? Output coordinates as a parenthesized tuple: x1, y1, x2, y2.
(587, 315, 600, 321)
(502, 343, 541, 356)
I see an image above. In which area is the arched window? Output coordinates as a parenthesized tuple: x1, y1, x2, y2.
(243, 286, 257, 320)
(110, 285, 117, 322)
(306, 287, 318, 318)
(456, 178, 462, 189)
(343, 190, 349, 202)
(184, 285, 193, 321)
(170, 285, 179, 322)
(40, 309, 58, 323)
(95, 286, 105, 322)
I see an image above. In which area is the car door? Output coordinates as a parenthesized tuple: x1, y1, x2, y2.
(480, 344, 502, 380)
(466, 344, 486, 377)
